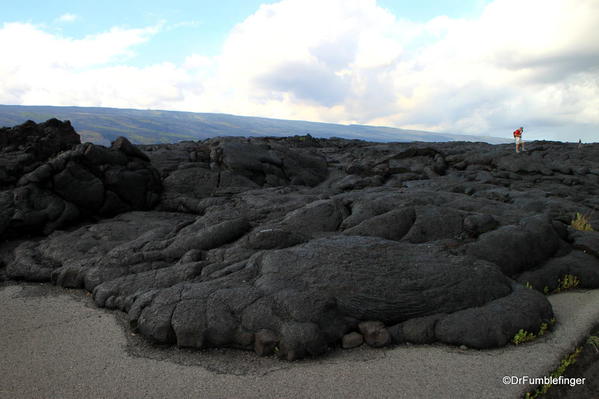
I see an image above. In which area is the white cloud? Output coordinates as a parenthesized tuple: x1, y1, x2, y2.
(0, 22, 158, 69)
(183, 54, 214, 70)
(57, 13, 78, 23)
(192, 0, 599, 140)
(1, 0, 598, 141)
(0, 22, 176, 108)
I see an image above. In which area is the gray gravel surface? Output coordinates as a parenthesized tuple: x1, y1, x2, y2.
(2, 283, 598, 399)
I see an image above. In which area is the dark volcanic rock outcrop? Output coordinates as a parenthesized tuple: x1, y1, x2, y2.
(0, 120, 162, 238)
(0, 119, 80, 188)
(140, 136, 328, 214)
(2, 120, 599, 359)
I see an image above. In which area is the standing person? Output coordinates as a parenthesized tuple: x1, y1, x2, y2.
(513, 127, 524, 153)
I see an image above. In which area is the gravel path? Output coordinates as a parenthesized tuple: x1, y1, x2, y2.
(2, 283, 598, 399)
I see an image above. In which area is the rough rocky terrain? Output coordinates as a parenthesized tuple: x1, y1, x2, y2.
(1, 119, 599, 361)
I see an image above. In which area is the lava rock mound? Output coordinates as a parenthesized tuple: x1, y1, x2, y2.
(0, 121, 162, 238)
(2, 120, 599, 360)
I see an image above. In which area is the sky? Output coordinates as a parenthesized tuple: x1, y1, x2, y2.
(1, 0, 598, 142)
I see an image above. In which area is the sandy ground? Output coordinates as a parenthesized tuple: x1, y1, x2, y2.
(1, 283, 598, 399)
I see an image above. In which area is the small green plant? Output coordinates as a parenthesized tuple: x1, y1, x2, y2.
(553, 274, 580, 293)
(524, 282, 533, 290)
(512, 322, 552, 345)
(543, 286, 550, 295)
(549, 317, 557, 326)
(524, 347, 582, 398)
(512, 329, 537, 345)
(588, 335, 599, 353)
(571, 212, 594, 231)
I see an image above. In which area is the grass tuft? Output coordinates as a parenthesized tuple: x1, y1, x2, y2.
(552, 274, 580, 294)
(512, 329, 536, 345)
(587, 336, 599, 353)
(571, 212, 594, 231)
(512, 322, 550, 345)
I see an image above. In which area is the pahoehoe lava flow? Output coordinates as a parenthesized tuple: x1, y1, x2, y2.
(1, 119, 599, 360)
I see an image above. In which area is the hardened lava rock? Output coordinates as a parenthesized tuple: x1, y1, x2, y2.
(3, 119, 599, 359)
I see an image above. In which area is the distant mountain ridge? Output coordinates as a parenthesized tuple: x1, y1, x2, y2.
(0, 104, 509, 145)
